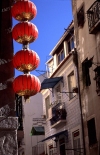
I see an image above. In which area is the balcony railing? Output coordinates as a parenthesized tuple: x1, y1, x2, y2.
(50, 102, 67, 128)
(87, 1, 100, 34)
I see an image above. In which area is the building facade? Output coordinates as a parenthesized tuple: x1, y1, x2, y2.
(71, 0, 100, 154)
(41, 21, 84, 155)
(23, 74, 46, 155)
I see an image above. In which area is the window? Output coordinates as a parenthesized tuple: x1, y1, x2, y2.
(77, 5, 85, 27)
(58, 50, 65, 65)
(82, 57, 93, 87)
(68, 71, 76, 99)
(55, 84, 61, 101)
(87, 118, 97, 146)
(45, 96, 50, 119)
(72, 130, 81, 155)
(68, 37, 74, 53)
(55, 84, 61, 93)
(49, 145, 53, 155)
(59, 138, 66, 155)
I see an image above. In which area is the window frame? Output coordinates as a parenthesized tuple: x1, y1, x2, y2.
(67, 36, 74, 53)
(71, 125, 82, 155)
(72, 130, 81, 155)
(57, 49, 65, 65)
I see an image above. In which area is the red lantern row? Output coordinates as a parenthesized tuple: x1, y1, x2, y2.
(12, 0, 41, 99)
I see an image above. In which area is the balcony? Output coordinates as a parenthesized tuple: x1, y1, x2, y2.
(49, 102, 67, 128)
(87, 1, 100, 34)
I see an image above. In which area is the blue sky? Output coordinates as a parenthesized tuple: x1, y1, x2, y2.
(13, 0, 73, 77)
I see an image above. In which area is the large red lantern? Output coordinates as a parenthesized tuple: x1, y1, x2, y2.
(13, 74, 41, 98)
(12, 21, 38, 44)
(13, 49, 40, 73)
(12, 0, 37, 21)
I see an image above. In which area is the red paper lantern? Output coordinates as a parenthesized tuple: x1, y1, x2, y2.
(12, 21, 38, 44)
(12, 0, 37, 21)
(15, 0, 30, 1)
(13, 49, 40, 73)
(13, 74, 41, 98)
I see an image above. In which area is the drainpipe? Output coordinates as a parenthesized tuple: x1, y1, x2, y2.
(73, 48, 86, 155)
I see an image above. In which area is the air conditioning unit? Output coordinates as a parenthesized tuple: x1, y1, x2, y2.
(48, 108, 52, 119)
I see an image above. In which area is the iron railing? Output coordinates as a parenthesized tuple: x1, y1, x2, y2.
(87, 1, 100, 34)
(50, 102, 67, 126)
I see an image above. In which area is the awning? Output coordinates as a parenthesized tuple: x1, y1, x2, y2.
(39, 130, 68, 142)
(41, 77, 63, 90)
(31, 126, 45, 136)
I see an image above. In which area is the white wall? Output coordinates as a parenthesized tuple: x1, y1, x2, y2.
(23, 73, 46, 155)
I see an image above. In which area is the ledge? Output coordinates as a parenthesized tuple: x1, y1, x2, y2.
(51, 120, 66, 128)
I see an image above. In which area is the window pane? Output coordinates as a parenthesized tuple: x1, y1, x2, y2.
(68, 41, 71, 53)
(61, 50, 65, 61)
(70, 37, 74, 50)
(58, 50, 65, 65)
(58, 54, 61, 65)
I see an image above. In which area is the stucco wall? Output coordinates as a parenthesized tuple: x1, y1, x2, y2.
(72, 0, 100, 154)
